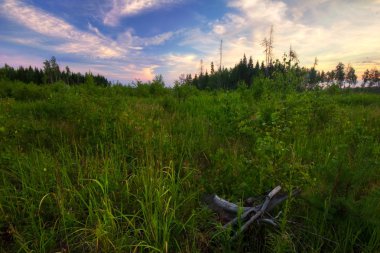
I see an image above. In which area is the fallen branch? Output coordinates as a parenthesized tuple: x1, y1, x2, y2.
(204, 186, 300, 240)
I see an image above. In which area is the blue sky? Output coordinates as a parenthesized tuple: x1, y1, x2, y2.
(1, 0, 379, 85)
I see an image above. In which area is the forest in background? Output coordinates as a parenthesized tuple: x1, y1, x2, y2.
(1, 51, 379, 90)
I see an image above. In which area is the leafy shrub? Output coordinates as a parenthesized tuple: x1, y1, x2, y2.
(0, 80, 49, 101)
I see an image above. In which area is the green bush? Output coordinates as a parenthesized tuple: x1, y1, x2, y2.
(0, 80, 49, 101)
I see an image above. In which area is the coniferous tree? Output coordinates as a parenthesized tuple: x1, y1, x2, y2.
(248, 56, 254, 70)
(192, 74, 198, 87)
(204, 71, 209, 89)
(247, 56, 254, 86)
(260, 61, 266, 73)
(242, 54, 247, 66)
(255, 61, 260, 74)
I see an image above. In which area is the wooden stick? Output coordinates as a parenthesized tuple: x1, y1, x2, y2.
(232, 186, 281, 239)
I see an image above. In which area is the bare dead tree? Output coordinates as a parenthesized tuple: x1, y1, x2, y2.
(268, 25, 273, 66)
(200, 59, 203, 76)
(261, 25, 274, 68)
(219, 40, 223, 88)
(219, 40, 223, 72)
(261, 38, 269, 67)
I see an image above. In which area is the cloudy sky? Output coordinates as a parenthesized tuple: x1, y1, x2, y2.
(0, 0, 379, 85)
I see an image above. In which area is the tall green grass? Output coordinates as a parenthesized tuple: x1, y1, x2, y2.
(0, 80, 379, 252)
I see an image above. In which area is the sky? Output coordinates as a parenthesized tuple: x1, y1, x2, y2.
(0, 0, 379, 85)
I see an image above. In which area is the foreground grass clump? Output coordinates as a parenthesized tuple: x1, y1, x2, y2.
(0, 80, 379, 252)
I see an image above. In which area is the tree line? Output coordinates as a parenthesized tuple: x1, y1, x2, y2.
(178, 51, 380, 91)
(0, 56, 110, 86)
(1, 55, 379, 89)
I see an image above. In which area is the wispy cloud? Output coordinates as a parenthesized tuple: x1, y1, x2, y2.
(104, 0, 181, 26)
(0, 0, 177, 82)
(1, 0, 173, 59)
(1, 0, 126, 59)
(166, 0, 380, 80)
(117, 29, 174, 47)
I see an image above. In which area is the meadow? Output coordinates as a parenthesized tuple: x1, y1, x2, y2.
(0, 79, 379, 252)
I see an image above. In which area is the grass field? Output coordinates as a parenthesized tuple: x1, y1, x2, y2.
(0, 80, 379, 252)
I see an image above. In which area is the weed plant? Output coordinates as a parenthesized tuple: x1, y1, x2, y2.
(0, 79, 379, 252)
